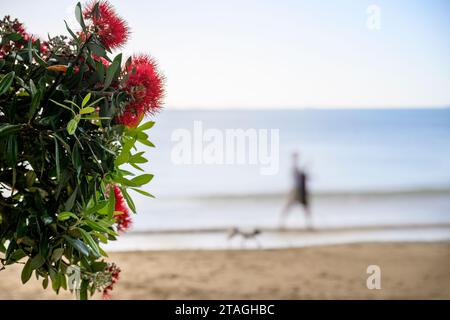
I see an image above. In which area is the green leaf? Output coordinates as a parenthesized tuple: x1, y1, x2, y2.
(32, 51, 48, 66)
(80, 106, 95, 115)
(78, 228, 100, 257)
(6, 135, 18, 166)
(51, 248, 65, 262)
(60, 272, 67, 290)
(115, 137, 135, 166)
(115, 150, 130, 167)
(64, 20, 78, 40)
(28, 89, 42, 121)
(8, 249, 27, 262)
(95, 232, 108, 244)
(130, 174, 154, 186)
(53, 133, 71, 153)
(82, 92, 91, 107)
(54, 137, 60, 179)
(84, 97, 104, 109)
(41, 214, 53, 226)
(25, 171, 37, 187)
(26, 38, 33, 64)
(63, 100, 81, 110)
(107, 186, 115, 218)
(138, 121, 155, 131)
(138, 138, 155, 148)
(83, 220, 110, 233)
(118, 169, 135, 176)
(87, 41, 106, 58)
(30, 254, 45, 270)
(21, 258, 33, 284)
(72, 144, 82, 176)
(7, 32, 22, 41)
(50, 99, 76, 114)
(42, 278, 49, 289)
(0, 71, 15, 95)
(57, 211, 78, 221)
(112, 175, 135, 187)
(0, 124, 22, 138)
(120, 187, 136, 213)
(98, 246, 108, 257)
(80, 279, 88, 300)
(64, 186, 79, 211)
(80, 115, 110, 120)
(29, 79, 37, 95)
(136, 131, 149, 140)
(85, 200, 108, 215)
(124, 56, 132, 70)
(48, 268, 58, 291)
(75, 2, 86, 30)
(96, 220, 117, 236)
(51, 271, 61, 292)
(67, 118, 78, 135)
(131, 188, 155, 198)
(130, 162, 144, 172)
(96, 60, 105, 82)
(63, 235, 90, 257)
(92, 1, 101, 18)
(94, 220, 117, 237)
(104, 53, 122, 89)
(129, 153, 148, 164)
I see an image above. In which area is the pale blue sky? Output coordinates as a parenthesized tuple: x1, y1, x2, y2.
(2, 0, 449, 109)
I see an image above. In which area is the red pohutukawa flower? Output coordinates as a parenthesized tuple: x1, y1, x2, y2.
(0, 16, 48, 59)
(116, 54, 164, 127)
(102, 263, 121, 299)
(40, 41, 49, 54)
(83, 0, 129, 50)
(92, 54, 111, 66)
(112, 185, 132, 232)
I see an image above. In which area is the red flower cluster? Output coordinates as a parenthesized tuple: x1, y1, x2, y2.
(102, 263, 121, 299)
(39, 41, 49, 55)
(11, 18, 25, 34)
(112, 184, 132, 232)
(92, 54, 111, 66)
(0, 16, 48, 59)
(83, 1, 129, 50)
(116, 55, 164, 127)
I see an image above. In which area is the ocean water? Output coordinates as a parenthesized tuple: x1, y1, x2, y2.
(109, 109, 450, 250)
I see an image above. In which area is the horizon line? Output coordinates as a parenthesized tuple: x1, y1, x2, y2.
(162, 105, 450, 111)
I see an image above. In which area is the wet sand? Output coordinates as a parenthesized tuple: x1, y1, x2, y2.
(0, 242, 449, 299)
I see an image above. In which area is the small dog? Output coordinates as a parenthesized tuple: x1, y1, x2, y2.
(227, 227, 262, 248)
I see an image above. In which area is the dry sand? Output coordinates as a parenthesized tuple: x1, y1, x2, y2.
(0, 242, 449, 299)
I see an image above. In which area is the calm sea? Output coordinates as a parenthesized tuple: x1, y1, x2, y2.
(108, 109, 450, 250)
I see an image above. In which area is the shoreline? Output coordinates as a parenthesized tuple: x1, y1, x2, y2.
(1, 242, 449, 300)
(104, 225, 450, 251)
(111, 239, 450, 254)
(126, 223, 450, 235)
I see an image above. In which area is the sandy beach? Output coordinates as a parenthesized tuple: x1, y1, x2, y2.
(0, 242, 449, 300)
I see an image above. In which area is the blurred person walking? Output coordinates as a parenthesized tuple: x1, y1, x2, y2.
(280, 152, 313, 230)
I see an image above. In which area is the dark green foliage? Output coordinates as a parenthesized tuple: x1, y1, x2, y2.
(0, 3, 157, 299)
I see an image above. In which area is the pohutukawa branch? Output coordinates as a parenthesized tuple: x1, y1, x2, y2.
(0, 0, 164, 299)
